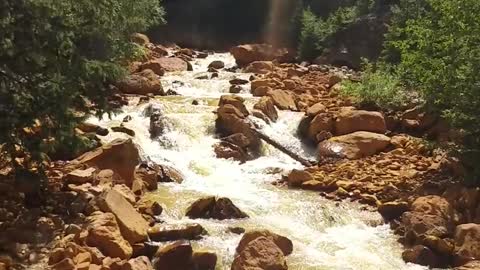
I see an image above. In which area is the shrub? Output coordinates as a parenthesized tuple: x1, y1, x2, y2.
(341, 62, 413, 111)
(384, 0, 480, 182)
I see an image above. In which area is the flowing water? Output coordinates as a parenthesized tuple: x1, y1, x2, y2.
(90, 53, 426, 270)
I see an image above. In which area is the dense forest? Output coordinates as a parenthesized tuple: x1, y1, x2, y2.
(1, 0, 480, 270)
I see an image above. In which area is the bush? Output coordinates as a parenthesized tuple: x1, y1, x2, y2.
(0, 0, 164, 168)
(384, 0, 480, 182)
(297, 0, 378, 60)
(341, 62, 412, 111)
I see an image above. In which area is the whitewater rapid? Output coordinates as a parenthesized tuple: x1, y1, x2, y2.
(89, 53, 427, 270)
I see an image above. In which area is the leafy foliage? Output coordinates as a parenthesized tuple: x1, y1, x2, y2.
(0, 0, 164, 166)
(298, 0, 377, 59)
(341, 62, 412, 111)
(383, 0, 480, 181)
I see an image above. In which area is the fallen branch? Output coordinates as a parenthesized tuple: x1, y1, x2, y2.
(251, 128, 314, 167)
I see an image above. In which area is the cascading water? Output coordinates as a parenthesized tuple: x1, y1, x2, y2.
(89, 53, 427, 270)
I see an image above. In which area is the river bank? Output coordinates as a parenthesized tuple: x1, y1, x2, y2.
(0, 35, 478, 270)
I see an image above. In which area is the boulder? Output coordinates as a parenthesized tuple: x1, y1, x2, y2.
(245, 61, 274, 74)
(335, 108, 387, 135)
(378, 201, 409, 221)
(192, 251, 217, 270)
(216, 104, 258, 148)
(73, 138, 140, 186)
(185, 197, 248, 220)
(254, 96, 278, 122)
(400, 212, 451, 241)
(307, 113, 334, 143)
(121, 256, 154, 270)
(286, 169, 313, 187)
(138, 201, 163, 218)
(230, 78, 249, 85)
(112, 126, 136, 137)
(66, 167, 96, 184)
(154, 241, 194, 270)
(219, 95, 249, 117)
(157, 164, 184, 184)
(86, 212, 132, 259)
(140, 60, 166, 76)
(252, 110, 271, 124)
(411, 195, 456, 222)
(231, 237, 287, 270)
(148, 223, 206, 241)
(153, 57, 188, 72)
(402, 245, 440, 267)
(214, 142, 249, 163)
(236, 230, 293, 256)
(306, 103, 327, 117)
(222, 133, 251, 148)
(268, 90, 297, 111)
(454, 223, 480, 261)
(77, 123, 109, 136)
(97, 189, 149, 244)
(318, 131, 391, 159)
(208, 60, 225, 69)
(118, 69, 163, 95)
(229, 85, 242, 94)
(134, 166, 159, 191)
(230, 44, 278, 66)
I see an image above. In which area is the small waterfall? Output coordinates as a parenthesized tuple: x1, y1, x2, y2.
(88, 53, 427, 270)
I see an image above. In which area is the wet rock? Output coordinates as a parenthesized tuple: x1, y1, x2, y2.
(232, 236, 287, 270)
(134, 166, 158, 191)
(228, 227, 246, 234)
(402, 245, 440, 267)
(192, 251, 217, 270)
(245, 61, 274, 74)
(86, 212, 132, 259)
(112, 125, 136, 137)
(229, 85, 242, 94)
(140, 60, 166, 76)
(208, 60, 225, 69)
(335, 108, 387, 135)
(454, 223, 480, 261)
(185, 197, 248, 220)
(287, 169, 313, 187)
(117, 69, 163, 95)
(157, 164, 184, 183)
(137, 199, 163, 217)
(236, 230, 293, 256)
(214, 141, 249, 163)
(318, 131, 391, 159)
(268, 90, 297, 111)
(218, 95, 249, 116)
(153, 241, 194, 270)
(216, 103, 258, 148)
(148, 224, 206, 241)
(196, 52, 208, 59)
(149, 110, 169, 139)
(77, 123, 109, 136)
(195, 74, 209, 80)
(229, 78, 249, 85)
(73, 138, 140, 186)
(222, 133, 251, 148)
(152, 57, 188, 72)
(66, 167, 96, 184)
(252, 109, 271, 124)
(378, 201, 409, 221)
(97, 189, 149, 244)
(123, 115, 133, 123)
(254, 96, 278, 122)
